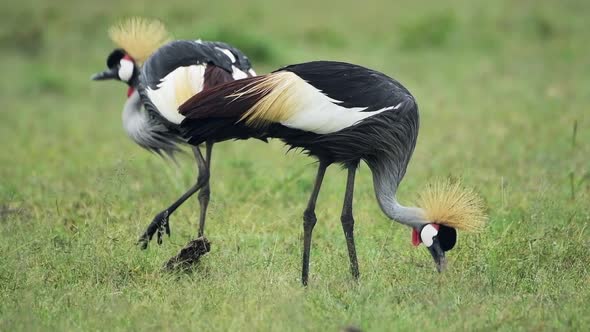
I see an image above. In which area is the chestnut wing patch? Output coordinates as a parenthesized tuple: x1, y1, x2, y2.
(203, 65, 235, 90)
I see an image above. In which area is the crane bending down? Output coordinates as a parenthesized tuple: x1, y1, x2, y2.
(91, 18, 256, 246)
(156, 61, 486, 285)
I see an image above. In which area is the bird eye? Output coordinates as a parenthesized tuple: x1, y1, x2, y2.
(420, 224, 438, 247)
(118, 59, 134, 82)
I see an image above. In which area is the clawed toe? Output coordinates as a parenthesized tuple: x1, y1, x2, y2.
(138, 211, 170, 249)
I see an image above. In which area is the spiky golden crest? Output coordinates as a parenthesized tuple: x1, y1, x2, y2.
(108, 17, 171, 64)
(417, 180, 488, 232)
(230, 72, 300, 127)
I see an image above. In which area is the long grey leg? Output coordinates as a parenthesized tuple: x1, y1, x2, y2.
(138, 146, 209, 249)
(197, 141, 213, 237)
(341, 165, 360, 279)
(302, 160, 330, 286)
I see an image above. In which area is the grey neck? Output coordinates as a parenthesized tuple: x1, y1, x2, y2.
(122, 90, 150, 147)
(370, 157, 427, 229)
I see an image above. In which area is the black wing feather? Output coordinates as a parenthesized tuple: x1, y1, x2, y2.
(141, 40, 234, 89)
(201, 41, 254, 73)
(279, 61, 412, 112)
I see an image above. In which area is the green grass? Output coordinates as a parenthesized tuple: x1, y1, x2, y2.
(1, 0, 589, 330)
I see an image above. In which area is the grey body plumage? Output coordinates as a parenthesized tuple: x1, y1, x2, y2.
(93, 38, 256, 247)
(177, 61, 444, 284)
(122, 89, 184, 159)
(134, 40, 256, 246)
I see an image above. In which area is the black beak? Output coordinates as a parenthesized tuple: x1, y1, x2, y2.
(427, 237, 447, 272)
(91, 67, 118, 81)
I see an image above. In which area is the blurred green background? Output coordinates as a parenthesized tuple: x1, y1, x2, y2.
(1, 0, 589, 330)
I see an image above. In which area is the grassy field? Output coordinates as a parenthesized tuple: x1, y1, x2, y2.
(1, 0, 589, 330)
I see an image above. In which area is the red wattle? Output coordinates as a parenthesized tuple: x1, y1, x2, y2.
(412, 229, 420, 246)
(127, 87, 135, 97)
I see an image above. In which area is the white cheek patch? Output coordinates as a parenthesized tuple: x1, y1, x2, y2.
(420, 224, 439, 247)
(118, 59, 134, 82)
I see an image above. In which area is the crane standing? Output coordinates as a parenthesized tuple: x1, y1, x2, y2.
(143, 60, 487, 284)
(91, 18, 257, 246)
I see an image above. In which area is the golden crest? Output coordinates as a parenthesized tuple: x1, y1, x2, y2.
(108, 17, 172, 64)
(418, 179, 488, 232)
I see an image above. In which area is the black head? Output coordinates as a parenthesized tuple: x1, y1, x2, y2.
(418, 224, 457, 272)
(91, 48, 137, 84)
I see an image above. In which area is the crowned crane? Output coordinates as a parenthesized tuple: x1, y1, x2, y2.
(91, 18, 257, 247)
(142, 60, 487, 284)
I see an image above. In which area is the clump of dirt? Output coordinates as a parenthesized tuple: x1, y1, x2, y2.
(163, 237, 211, 271)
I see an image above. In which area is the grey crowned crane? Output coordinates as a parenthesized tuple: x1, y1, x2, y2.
(158, 60, 487, 285)
(91, 18, 256, 247)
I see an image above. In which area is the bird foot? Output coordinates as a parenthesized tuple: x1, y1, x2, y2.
(137, 210, 170, 249)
